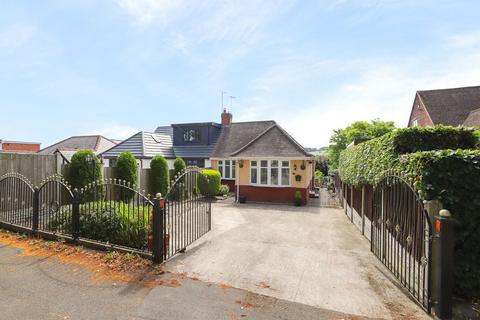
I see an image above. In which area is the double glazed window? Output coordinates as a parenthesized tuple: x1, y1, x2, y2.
(218, 160, 236, 179)
(251, 160, 290, 186)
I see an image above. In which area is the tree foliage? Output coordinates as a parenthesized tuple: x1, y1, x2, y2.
(67, 150, 103, 190)
(327, 119, 396, 169)
(173, 157, 186, 177)
(150, 156, 169, 196)
(116, 151, 138, 187)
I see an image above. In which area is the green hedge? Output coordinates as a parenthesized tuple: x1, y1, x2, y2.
(401, 149, 480, 298)
(116, 151, 138, 187)
(339, 126, 478, 186)
(67, 150, 103, 190)
(198, 169, 221, 197)
(150, 156, 169, 196)
(174, 157, 186, 176)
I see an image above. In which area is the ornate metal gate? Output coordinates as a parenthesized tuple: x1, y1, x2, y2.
(162, 167, 211, 261)
(0, 173, 35, 228)
(372, 172, 432, 311)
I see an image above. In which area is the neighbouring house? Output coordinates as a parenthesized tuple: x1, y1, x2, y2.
(100, 131, 176, 169)
(407, 85, 480, 127)
(0, 139, 40, 153)
(39, 135, 118, 164)
(210, 112, 314, 205)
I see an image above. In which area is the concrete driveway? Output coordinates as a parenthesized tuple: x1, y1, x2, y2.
(164, 199, 429, 319)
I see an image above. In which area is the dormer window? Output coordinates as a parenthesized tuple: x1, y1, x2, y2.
(183, 129, 200, 142)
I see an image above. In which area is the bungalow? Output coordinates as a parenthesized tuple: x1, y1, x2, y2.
(39, 135, 118, 163)
(210, 111, 314, 205)
(407, 85, 480, 127)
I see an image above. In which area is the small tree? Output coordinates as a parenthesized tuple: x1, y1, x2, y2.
(198, 169, 221, 198)
(67, 150, 103, 190)
(151, 156, 169, 196)
(116, 151, 138, 187)
(174, 157, 186, 176)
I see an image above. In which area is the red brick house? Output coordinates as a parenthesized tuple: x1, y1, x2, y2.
(407, 86, 480, 127)
(0, 140, 40, 153)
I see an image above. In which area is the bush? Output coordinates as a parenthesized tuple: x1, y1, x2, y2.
(67, 150, 103, 190)
(174, 157, 186, 176)
(217, 184, 230, 196)
(338, 125, 478, 187)
(314, 170, 324, 186)
(116, 151, 138, 187)
(198, 169, 221, 197)
(150, 156, 169, 196)
(294, 191, 302, 206)
(400, 149, 480, 298)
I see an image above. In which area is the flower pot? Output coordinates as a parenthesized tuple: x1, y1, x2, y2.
(295, 175, 302, 182)
(239, 196, 247, 204)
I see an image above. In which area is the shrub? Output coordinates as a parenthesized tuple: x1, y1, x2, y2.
(400, 149, 480, 298)
(217, 184, 230, 196)
(150, 156, 169, 196)
(314, 170, 324, 186)
(294, 191, 302, 206)
(116, 151, 138, 187)
(338, 125, 478, 187)
(198, 169, 221, 197)
(174, 157, 186, 176)
(67, 150, 103, 190)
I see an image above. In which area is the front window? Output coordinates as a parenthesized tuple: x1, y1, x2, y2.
(183, 129, 200, 142)
(251, 160, 291, 186)
(412, 119, 419, 126)
(217, 159, 236, 179)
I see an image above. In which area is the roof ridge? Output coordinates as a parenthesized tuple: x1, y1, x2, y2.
(417, 85, 480, 94)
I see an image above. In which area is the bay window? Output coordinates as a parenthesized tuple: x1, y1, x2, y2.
(250, 160, 290, 186)
(217, 159, 236, 179)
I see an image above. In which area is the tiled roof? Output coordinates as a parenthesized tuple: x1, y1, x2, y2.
(417, 86, 480, 126)
(100, 131, 175, 159)
(212, 121, 311, 158)
(39, 135, 117, 155)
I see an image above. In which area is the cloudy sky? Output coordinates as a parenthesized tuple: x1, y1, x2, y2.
(1, 0, 479, 148)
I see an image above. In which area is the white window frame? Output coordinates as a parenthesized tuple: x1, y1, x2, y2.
(412, 119, 419, 126)
(217, 159, 236, 180)
(250, 159, 290, 187)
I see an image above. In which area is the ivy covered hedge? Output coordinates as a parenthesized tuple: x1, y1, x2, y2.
(339, 126, 478, 186)
(401, 149, 480, 298)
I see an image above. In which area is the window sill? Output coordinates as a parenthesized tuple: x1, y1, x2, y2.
(249, 184, 292, 188)
(221, 178, 236, 180)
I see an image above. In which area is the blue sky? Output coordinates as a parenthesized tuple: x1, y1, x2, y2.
(1, 0, 480, 147)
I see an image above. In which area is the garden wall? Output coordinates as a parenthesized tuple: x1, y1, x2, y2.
(0, 152, 60, 185)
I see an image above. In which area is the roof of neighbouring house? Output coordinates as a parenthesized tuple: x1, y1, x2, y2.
(212, 121, 311, 158)
(100, 131, 175, 159)
(463, 108, 480, 127)
(154, 124, 223, 159)
(39, 135, 117, 156)
(416, 86, 480, 126)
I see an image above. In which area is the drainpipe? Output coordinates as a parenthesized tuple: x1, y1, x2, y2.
(236, 161, 240, 203)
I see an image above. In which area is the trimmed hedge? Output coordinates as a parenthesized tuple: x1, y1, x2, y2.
(198, 169, 221, 197)
(339, 126, 478, 187)
(67, 150, 103, 190)
(174, 157, 186, 176)
(116, 151, 138, 187)
(401, 149, 480, 298)
(150, 156, 169, 196)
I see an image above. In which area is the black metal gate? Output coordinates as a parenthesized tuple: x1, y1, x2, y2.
(161, 167, 211, 261)
(372, 172, 432, 311)
(0, 173, 35, 229)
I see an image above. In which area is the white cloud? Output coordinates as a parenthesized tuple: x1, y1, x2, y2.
(114, 0, 184, 26)
(85, 125, 138, 140)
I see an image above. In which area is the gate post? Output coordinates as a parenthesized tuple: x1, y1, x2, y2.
(32, 187, 39, 233)
(152, 193, 165, 264)
(72, 189, 80, 240)
(361, 186, 365, 236)
(431, 209, 455, 320)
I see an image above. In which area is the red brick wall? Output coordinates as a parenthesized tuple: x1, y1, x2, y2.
(408, 95, 433, 127)
(1, 143, 40, 153)
(239, 185, 308, 205)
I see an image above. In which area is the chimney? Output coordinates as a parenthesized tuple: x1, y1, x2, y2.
(221, 108, 232, 126)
